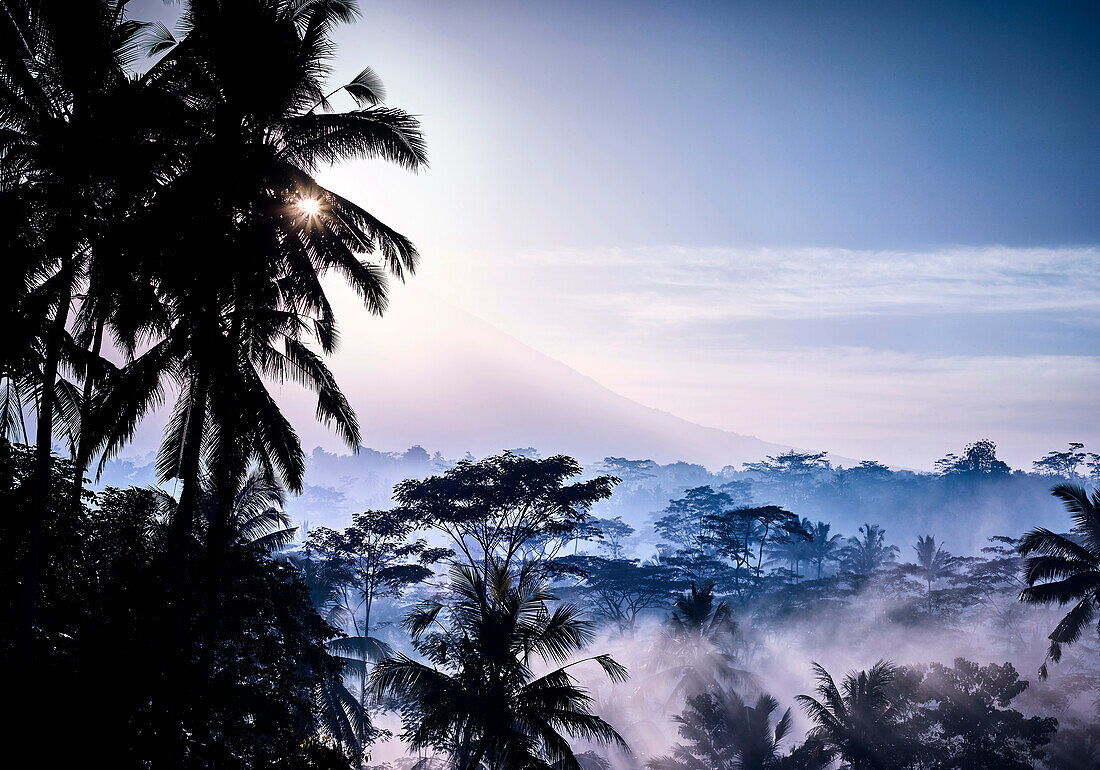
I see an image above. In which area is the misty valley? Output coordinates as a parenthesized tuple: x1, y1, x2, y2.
(15, 438, 1099, 769)
(4, 1, 1098, 769)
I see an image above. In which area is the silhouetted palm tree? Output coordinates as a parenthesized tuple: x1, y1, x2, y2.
(0, 0, 157, 658)
(1019, 484, 1100, 678)
(649, 583, 751, 705)
(313, 671, 373, 760)
(649, 687, 793, 770)
(137, 0, 427, 556)
(841, 524, 899, 586)
(767, 518, 817, 583)
(807, 521, 844, 579)
(289, 548, 352, 625)
(911, 535, 953, 614)
(371, 561, 628, 770)
(152, 468, 296, 551)
(796, 660, 907, 770)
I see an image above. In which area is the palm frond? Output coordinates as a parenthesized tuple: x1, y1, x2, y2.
(344, 65, 385, 106)
(328, 635, 394, 663)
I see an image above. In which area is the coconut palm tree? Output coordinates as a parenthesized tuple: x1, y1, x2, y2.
(795, 660, 908, 770)
(0, 0, 160, 658)
(0, 0, 146, 456)
(807, 521, 844, 580)
(648, 583, 751, 705)
(135, 0, 428, 555)
(1019, 483, 1100, 678)
(841, 524, 899, 587)
(911, 535, 954, 614)
(371, 560, 629, 770)
(649, 687, 793, 770)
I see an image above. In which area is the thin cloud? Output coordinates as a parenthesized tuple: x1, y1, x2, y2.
(515, 245, 1100, 323)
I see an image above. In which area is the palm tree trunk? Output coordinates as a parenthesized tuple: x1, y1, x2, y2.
(210, 303, 244, 551)
(70, 314, 105, 509)
(20, 275, 73, 667)
(173, 361, 210, 580)
(202, 307, 245, 682)
(464, 739, 487, 770)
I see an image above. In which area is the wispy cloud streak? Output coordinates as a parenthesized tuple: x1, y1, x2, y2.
(519, 245, 1100, 324)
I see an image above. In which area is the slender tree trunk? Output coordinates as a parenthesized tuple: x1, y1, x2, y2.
(70, 314, 104, 509)
(358, 576, 373, 769)
(756, 524, 770, 575)
(200, 305, 245, 704)
(210, 302, 243, 551)
(173, 361, 210, 582)
(464, 739, 487, 770)
(20, 275, 73, 666)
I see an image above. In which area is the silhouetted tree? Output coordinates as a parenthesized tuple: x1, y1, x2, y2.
(595, 516, 635, 559)
(649, 583, 749, 704)
(599, 457, 658, 485)
(806, 521, 844, 580)
(1034, 443, 1088, 478)
(142, 0, 427, 560)
(655, 486, 740, 587)
(744, 450, 831, 504)
(907, 535, 954, 615)
(934, 439, 1011, 476)
(656, 486, 737, 552)
(796, 660, 908, 770)
(768, 519, 817, 583)
(371, 561, 629, 770)
(841, 523, 900, 587)
(394, 452, 618, 577)
(1019, 483, 1100, 678)
(656, 486, 806, 594)
(901, 658, 1055, 770)
(563, 555, 678, 635)
(0, 0, 166, 669)
(649, 687, 793, 770)
(306, 509, 448, 719)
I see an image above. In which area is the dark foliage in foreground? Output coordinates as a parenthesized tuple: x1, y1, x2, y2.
(2, 0, 424, 764)
(0, 441, 358, 768)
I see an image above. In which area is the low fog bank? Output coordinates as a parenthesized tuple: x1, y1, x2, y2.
(359, 567, 1098, 770)
(100, 439, 1100, 766)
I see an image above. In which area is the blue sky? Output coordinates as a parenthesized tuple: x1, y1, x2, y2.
(132, 0, 1100, 467)
(320, 0, 1100, 250)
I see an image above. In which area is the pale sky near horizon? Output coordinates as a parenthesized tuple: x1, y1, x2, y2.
(131, 0, 1100, 469)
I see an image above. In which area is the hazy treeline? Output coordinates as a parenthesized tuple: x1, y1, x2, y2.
(590, 439, 1094, 555)
(100, 438, 1087, 551)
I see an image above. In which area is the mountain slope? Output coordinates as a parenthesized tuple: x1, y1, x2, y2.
(279, 286, 796, 470)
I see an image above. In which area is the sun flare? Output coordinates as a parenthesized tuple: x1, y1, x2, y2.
(296, 197, 321, 217)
